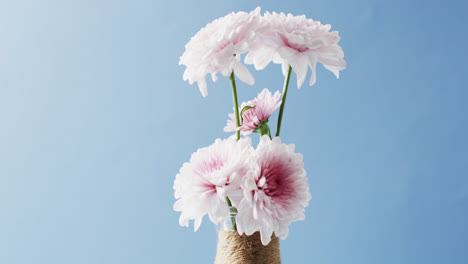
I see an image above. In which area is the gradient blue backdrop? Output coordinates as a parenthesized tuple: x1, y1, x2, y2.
(1, 0, 467, 263)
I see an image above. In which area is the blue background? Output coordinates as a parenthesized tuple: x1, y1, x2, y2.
(1, 0, 467, 263)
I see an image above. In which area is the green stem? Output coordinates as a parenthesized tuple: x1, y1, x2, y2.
(227, 70, 240, 231)
(225, 197, 237, 231)
(276, 65, 292, 137)
(229, 72, 241, 141)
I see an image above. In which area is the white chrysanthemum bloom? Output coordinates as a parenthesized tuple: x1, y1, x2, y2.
(245, 11, 346, 88)
(173, 136, 253, 231)
(224, 88, 282, 135)
(236, 136, 312, 245)
(179, 7, 263, 97)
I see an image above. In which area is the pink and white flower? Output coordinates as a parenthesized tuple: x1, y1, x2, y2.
(236, 136, 312, 245)
(179, 7, 263, 97)
(173, 136, 253, 231)
(224, 88, 282, 135)
(245, 11, 346, 88)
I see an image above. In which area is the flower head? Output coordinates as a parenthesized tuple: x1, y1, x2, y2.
(224, 88, 281, 135)
(245, 11, 346, 88)
(236, 136, 311, 245)
(179, 7, 263, 97)
(173, 136, 253, 231)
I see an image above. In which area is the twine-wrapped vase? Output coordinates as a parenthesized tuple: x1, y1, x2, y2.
(215, 231, 281, 264)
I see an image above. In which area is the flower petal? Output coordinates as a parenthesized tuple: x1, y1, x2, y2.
(255, 11, 346, 88)
(179, 7, 262, 96)
(173, 137, 254, 231)
(197, 78, 208, 97)
(235, 135, 311, 245)
(232, 60, 255, 85)
(245, 47, 276, 70)
(307, 53, 318, 86)
(290, 55, 309, 88)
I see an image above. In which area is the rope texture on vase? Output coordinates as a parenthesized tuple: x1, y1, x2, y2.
(215, 231, 281, 264)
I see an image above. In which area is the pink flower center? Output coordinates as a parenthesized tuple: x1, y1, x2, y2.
(279, 34, 309, 52)
(258, 157, 297, 207)
(196, 157, 226, 193)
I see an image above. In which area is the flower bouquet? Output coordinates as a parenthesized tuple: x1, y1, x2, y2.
(174, 7, 345, 264)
